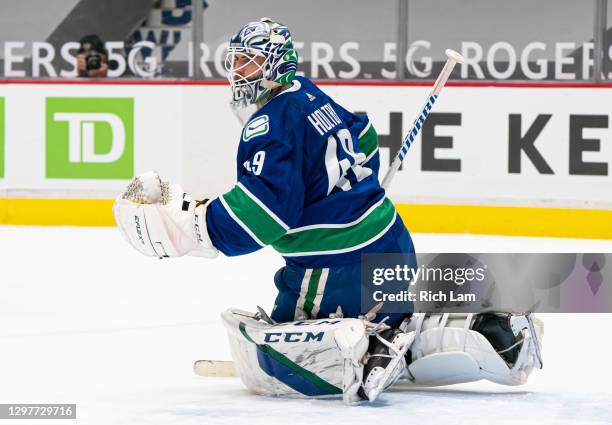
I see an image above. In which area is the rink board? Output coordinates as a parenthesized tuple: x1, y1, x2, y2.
(0, 80, 611, 238)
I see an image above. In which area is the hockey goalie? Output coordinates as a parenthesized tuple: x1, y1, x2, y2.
(113, 18, 543, 404)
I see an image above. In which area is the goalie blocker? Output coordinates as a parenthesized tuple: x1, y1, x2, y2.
(221, 309, 543, 404)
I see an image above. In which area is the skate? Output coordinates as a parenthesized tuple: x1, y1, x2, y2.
(358, 328, 415, 401)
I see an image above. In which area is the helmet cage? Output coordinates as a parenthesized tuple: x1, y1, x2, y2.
(224, 46, 273, 105)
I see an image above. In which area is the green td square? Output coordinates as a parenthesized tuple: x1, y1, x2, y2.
(46, 98, 134, 179)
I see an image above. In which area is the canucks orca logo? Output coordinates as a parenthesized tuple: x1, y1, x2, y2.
(242, 115, 270, 142)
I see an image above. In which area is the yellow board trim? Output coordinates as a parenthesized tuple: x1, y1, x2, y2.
(1, 198, 611, 240)
(0, 198, 115, 226)
(395, 204, 612, 240)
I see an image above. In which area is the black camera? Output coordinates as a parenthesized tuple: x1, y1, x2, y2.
(77, 34, 107, 76)
(85, 50, 103, 70)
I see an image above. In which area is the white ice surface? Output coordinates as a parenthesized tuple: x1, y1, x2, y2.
(1, 226, 612, 425)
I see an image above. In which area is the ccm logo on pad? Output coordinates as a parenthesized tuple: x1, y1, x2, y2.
(263, 331, 325, 343)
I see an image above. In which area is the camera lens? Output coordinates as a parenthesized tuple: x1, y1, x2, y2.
(86, 52, 102, 70)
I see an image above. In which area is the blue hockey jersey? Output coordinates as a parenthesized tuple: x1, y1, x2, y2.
(206, 76, 407, 268)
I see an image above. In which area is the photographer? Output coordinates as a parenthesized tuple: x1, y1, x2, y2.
(76, 34, 109, 78)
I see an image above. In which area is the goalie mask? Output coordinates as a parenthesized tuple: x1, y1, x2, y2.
(225, 17, 299, 112)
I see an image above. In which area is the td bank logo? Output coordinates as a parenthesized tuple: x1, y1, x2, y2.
(46, 98, 134, 179)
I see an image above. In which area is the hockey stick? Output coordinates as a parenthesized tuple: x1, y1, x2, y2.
(380, 49, 464, 189)
(193, 359, 236, 377)
(193, 49, 464, 379)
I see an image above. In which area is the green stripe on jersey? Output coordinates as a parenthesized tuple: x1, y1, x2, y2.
(272, 197, 396, 255)
(303, 268, 322, 316)
(358, 123, 378, 157)
(222, 185, 287, 245)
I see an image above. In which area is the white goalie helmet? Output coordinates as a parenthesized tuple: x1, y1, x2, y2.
(224, 17, 299, 112)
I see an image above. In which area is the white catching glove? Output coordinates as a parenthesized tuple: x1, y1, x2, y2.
(113, 171, 219, 259)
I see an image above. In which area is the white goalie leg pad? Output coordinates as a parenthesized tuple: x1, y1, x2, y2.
(334, 319, 369, 403)
(221, 308, 368, 403)
(402, 313, 544, 387)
